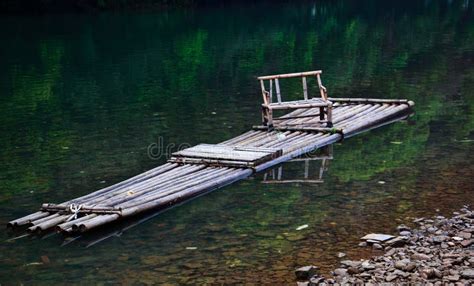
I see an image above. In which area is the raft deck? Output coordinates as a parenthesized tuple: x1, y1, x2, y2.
(8, 98, 414, 234)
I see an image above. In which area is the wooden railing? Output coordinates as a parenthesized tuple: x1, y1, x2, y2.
(257, 70, 332, 128)
(258, 70, 328, 105)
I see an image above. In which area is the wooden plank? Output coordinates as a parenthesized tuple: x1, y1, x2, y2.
(262, 180, 324, 184)
(234, 146, 282, 156)
(328, 97, 410, 104)
(172, 144, 283, 166)
(175, 149, 265, 162)
(252, 125, 341, 134)
(264, 102, 330, 110)
(169, 157, 255, 168)
(175, 144, 272, 161)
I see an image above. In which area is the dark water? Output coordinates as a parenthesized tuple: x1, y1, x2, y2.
(1, 1, 474, 284)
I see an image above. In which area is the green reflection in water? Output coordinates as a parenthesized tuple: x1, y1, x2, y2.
(0, 0, 473, 284)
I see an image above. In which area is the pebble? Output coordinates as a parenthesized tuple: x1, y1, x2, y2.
(447, 274, 460, 281)
(336, 252, 346, 258)
(372, 243, 383, 250)
(412, 253, 431, 261)
(340, 260, 361, 268)
(395, 261, 406, 270)
(386, 274, 398, 282)
(333, 268, 347, 277)
(295, 265, 318, 280)
(460, 239, 472, 247)
(397, 224, 411, 232)
(460, 269, 474, 279)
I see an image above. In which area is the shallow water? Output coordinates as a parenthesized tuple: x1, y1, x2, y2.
(0, 1, 473, 284)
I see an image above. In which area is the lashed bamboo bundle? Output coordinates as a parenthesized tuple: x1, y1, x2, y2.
(7, 98, 414, 236)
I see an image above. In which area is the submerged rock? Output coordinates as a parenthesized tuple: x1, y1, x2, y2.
(295, 265, 318, 280)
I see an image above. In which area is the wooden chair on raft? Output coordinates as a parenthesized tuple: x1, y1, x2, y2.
(257, 70, 333, 129)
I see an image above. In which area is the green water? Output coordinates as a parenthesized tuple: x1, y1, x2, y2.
(1, 1, 474, 284)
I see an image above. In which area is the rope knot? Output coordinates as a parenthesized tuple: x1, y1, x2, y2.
(66, 203, 83, 222)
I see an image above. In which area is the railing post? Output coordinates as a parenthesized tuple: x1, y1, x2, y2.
(326, 102, 333, 127)
(260, 80, 268, 105)
(316, 74, 327, 100)
(302, 76, 308, 100)
(269, 79, 273, 103)
(275, 78, 281, 103)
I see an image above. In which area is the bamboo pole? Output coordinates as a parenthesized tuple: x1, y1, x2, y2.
(86, 165, 206, 205)
(275, 78, 282, 103)
(257, 70, 322, 80)
(28, 215, 69, 233)
(56, 214, 98, 233)
(302, 77, 308, 100)
(328, 97, 409, 104)
(219, 130, 258, 145)
(7, 211, 50, 227)
(105, 167, 228, 206)
(120, 168, 236, 209)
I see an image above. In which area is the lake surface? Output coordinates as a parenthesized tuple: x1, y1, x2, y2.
(1, 1, 473, 284)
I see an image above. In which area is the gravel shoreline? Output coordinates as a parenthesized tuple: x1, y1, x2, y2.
(295, 206, 474, 285)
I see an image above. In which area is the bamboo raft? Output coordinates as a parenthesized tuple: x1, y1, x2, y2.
(7, 71, 415, 236)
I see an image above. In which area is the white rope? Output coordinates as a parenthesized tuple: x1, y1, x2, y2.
(66, 204, 83, 222)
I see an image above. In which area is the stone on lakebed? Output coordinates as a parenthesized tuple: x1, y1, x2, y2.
(361, 233, 395, 242)
(295, 265, 318, 280)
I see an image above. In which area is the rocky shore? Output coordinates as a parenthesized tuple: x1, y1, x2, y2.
(295, 206, 474, 285)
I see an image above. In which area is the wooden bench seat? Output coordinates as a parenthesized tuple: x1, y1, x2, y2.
(263, 98, 330, 109)
(257, 70, 333, 128)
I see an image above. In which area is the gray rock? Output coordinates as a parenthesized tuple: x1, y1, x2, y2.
(385, 236, 407, 248)
(412, 253, 430, 261)
(421, 268, 436, 279)
(358, 242, 367, 247)
(433, 268, 442, 278)
(308, 276, 325, 286)
(397, 224, 411, 231)
(446, 274, 460, 281)
(336, 252, 346, 258)
(333, 268, 348, 277)
(432, 235, 448, 244)
(361, 261, 376, 270)
(295, 265, 318, 280)
(361, 233, 395, 242)
(347, 267, 360, 275)
(460, 269, 474, 279)
(400, 231, 411, 236)
(372, 243, 383, 250)
(386, 274, 398, 282)
(340, 260, 361, 268)
(458, 231, 471, 239)
(405, 262, 417, 272)
(394, 261, 406, 270)
(460, 239, 473, 247)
